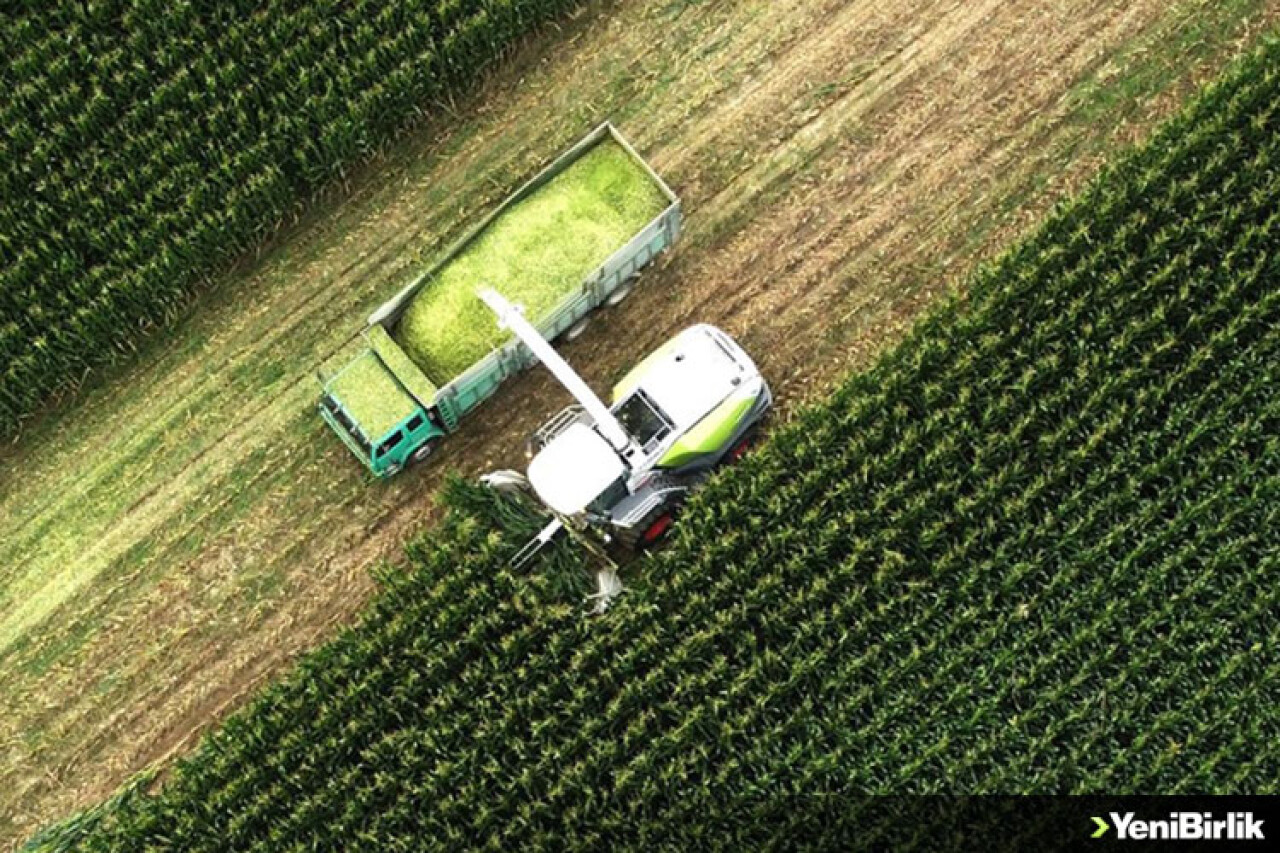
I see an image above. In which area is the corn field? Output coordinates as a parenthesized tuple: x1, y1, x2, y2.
(29, 34, 1280, 853)
(0, 0, 584, 434)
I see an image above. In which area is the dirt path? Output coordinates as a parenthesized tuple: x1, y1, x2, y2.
(2, 0, 1275, 845)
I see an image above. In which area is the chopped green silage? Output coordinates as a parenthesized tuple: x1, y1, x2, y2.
(327, 351, 418, 441)
(394, 139, 668, 381)
(367, 324, 437, 406)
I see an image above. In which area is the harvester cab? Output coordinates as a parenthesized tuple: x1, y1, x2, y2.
(478, 286, 772, 600)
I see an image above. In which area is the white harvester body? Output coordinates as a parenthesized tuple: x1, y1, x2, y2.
(526, 421, 627, 516)
(478, 285, 772, 579)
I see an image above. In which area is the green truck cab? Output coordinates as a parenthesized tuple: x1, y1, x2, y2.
(319, 330, 446, 476)
(317, 123, 681, 478)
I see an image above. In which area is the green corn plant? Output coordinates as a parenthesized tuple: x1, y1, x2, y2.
(0, 0, 593, 433)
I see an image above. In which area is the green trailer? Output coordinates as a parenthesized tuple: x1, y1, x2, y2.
(319, 123, 681, 477)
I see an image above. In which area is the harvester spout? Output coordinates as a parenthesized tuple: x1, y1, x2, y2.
(477, 287, 636, 457)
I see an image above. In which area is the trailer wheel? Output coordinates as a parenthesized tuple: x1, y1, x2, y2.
(566, 317, 590, 341)
(409, 437, 441, 465)
(606, 279, 635, 307)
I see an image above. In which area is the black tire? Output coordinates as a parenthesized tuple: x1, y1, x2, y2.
(409, 437, 441, 465)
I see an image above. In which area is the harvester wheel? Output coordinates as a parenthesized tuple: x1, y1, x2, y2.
(727, 428, 760, 464)
(626, 502, 681, 551)
(640, 513, 675, 546)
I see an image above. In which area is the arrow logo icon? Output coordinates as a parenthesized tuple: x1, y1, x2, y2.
(1092, 816, 1110, 838)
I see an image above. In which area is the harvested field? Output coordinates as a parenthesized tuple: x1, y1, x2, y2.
(2, 0, 1276, 847)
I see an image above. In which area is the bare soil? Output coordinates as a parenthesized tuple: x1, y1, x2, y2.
(1, 0, 1274, 846)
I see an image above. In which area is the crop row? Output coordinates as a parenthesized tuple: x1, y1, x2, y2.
(0, 0, 585, 433)
(36, 35, 1280, 853)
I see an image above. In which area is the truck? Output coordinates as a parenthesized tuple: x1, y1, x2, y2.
(318, 123, 681, 476)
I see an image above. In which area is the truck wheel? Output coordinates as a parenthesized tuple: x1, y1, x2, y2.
(409, 438, 441, 465)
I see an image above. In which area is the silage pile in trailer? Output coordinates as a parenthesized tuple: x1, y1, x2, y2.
(394, 140, 667, 381)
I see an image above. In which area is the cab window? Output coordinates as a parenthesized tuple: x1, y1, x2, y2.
(406, 414, 424, 433)
(615, 390, 671, 447)
(376, 430, 405, 457)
